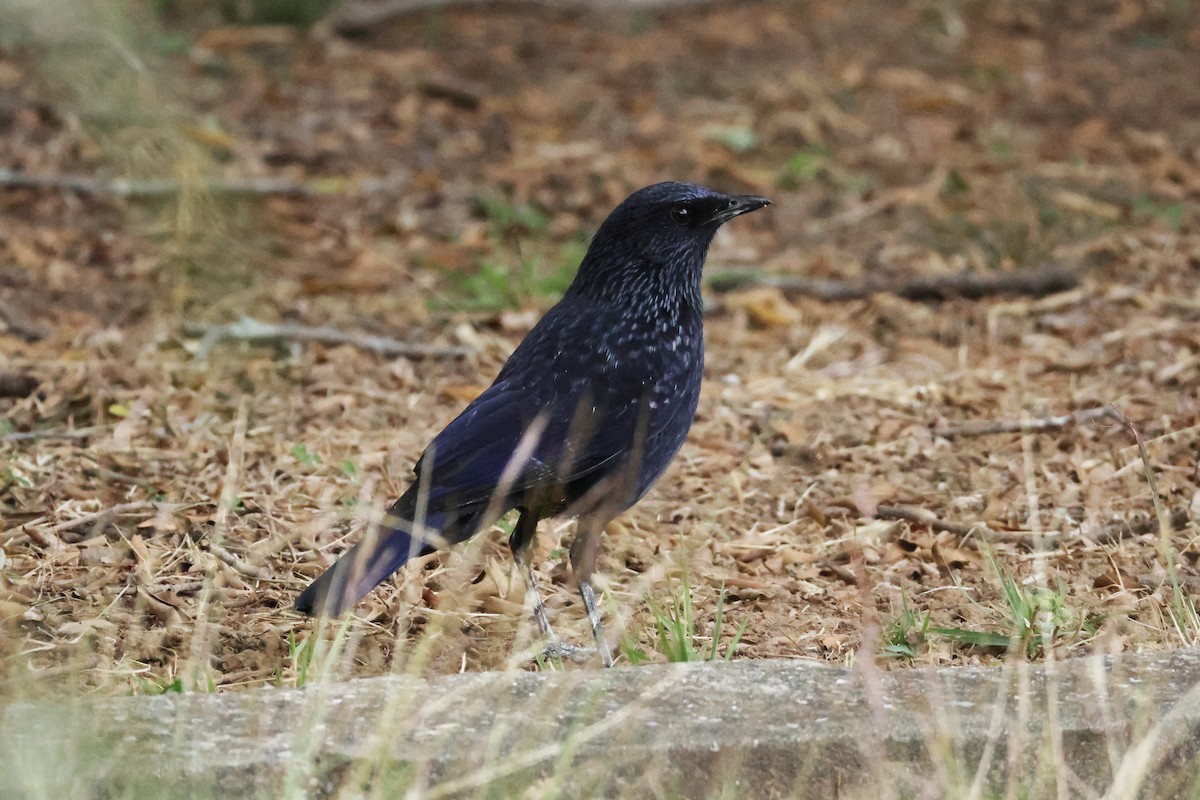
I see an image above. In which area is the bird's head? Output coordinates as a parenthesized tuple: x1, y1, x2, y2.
(568, 182, 771, 303)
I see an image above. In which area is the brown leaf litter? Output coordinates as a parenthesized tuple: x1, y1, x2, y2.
(1, 0, 1199, 693)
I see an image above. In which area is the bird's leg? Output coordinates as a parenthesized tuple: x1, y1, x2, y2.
(509, 510, 555, 636)
(513, 548, 554, 638)
(570, 517, 615, 668)
(510, 511, 588, 662)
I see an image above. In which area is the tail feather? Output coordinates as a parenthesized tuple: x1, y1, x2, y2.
(294, 488, 498, 617)
(293, 528, 435, 617)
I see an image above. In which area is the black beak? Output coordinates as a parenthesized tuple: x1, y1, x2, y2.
(711, 194, 772, 225)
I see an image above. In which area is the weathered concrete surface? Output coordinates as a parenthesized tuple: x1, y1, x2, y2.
(4, 650, 1200, 799)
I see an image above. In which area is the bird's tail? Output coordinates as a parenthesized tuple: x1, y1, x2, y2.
(294, 486, 480, 617)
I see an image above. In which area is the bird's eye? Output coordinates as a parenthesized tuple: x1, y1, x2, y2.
(670, 203, 693, 226)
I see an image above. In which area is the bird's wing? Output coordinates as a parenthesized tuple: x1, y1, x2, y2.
(411, 374, 648, 512)
(410, 299, 689, 512)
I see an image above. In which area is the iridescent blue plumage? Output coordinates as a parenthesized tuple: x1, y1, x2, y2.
(295, 182, 770, 664)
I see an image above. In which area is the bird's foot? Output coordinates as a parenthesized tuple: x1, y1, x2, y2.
(542, 640, 595, 664)
(537, 640, 595, 665)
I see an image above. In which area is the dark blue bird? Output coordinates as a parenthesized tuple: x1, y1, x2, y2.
(295, 182, 771, 665)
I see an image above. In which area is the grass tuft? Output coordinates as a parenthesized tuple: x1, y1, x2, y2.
(631, 575, 747, 664)
(882, 596, 930, 660)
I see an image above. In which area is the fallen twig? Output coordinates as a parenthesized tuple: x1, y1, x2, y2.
(934, 405, 1120, 439)
(822, 502, 1032, 544)
(4, 517, 58, 551)
(874, 504, 980, 536)
(0, 426, 108, 444)
(708, 266, 1079, 303)
(872, 504, 1038, 545)
(708, 273, 867, 302)
(40, 501, 157, 536)
(0, 168, 313, 199)
(326, 0, 722, 36)
(209, 541, 273, 581)
(182, 316, 472, 360)
(1, 501, 157, 551)
(0, 516, 46, 545)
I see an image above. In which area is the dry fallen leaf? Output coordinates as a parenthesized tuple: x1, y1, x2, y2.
(722, 287, 804, 328)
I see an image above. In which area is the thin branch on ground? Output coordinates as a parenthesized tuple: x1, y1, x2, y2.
(326, 0, 723, 36)
(933, 405, 1120, 439)
(1, 517, 55, 550)
(0, 516, 46, 543)
(708, 266, 1079, 303)
(40, 502, 158, 536)
(0, 168, 313, 199)
(872, 504, 1035, 545)
(209, 541, 273, 581)
(2, 502, 157, 551)
(182, 316, 472, 360)
(0, 426, 108, 444)
(824, 502, 1035, 545)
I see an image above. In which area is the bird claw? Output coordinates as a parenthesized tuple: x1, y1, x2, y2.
(538, 640, 596, 665)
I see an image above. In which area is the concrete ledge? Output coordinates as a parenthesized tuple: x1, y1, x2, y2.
(4, 650, 1200, 798)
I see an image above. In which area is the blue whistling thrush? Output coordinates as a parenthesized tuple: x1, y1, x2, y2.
(295, 182, 771, 666)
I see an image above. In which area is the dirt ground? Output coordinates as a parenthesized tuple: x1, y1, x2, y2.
(1, 0, 1199, 693)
